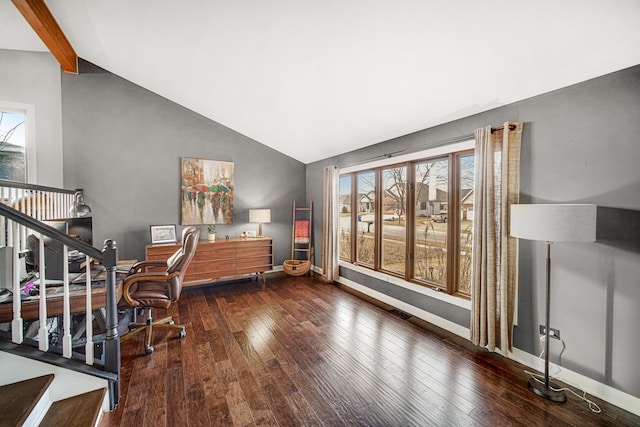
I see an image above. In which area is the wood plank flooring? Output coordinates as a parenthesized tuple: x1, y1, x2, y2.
(100, 273, 639, 426)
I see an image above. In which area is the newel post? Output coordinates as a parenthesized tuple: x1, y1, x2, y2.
(103, 239, 120, 409)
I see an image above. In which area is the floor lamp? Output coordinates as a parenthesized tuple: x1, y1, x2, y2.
(510, 204, 597, 402)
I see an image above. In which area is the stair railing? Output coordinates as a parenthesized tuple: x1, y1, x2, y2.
(0, 179, 120, 409)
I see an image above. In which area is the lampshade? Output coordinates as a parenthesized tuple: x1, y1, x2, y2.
(249, 209, 271, 224)
(510, 204, 596, 242)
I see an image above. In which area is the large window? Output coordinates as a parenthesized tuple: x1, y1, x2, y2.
(339, 147, 474, 298)
(0, 110, 26, 181)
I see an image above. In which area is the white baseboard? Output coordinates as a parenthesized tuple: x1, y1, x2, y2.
(335, 274, 640, 418)
(509, 347, 640, 417)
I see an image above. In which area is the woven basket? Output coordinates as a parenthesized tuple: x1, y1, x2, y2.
(283, 260, 311, 276)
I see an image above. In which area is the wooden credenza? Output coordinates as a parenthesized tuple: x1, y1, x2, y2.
(145, 236, 273, 287)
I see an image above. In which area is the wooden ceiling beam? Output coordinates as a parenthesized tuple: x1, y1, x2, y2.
(12, 0, 78, 73)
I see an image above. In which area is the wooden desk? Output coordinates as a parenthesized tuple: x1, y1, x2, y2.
(146, 236, 273, 286)
(0, 271, 125, 324)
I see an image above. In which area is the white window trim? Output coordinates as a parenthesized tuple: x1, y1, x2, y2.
(0, 100, 37, 183)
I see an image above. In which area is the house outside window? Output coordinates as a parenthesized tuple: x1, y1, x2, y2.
(339, 145, 474, 298)
(0, 110, 26, 182)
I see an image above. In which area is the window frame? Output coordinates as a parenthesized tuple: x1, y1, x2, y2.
(0, 101, 37, 183)
(339, 140, 475, 299)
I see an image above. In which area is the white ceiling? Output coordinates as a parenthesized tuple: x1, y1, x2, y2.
(1, 0, 639, 164)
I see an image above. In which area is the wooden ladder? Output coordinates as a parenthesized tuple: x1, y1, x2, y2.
(290, 201, 313, 261)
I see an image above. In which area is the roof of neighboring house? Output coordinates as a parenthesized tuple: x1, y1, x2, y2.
(0, 142, 25, 154)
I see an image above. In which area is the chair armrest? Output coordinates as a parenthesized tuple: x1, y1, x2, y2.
(128, 260, 166, 274)
(121, 271, 180, 306)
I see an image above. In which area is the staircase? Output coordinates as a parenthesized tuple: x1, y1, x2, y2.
(0, 347, 110, 426)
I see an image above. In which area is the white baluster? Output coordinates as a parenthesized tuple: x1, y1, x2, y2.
(36, 191, 43, 221)
(85, 255, 94, 365)
(1, 186, 5, 247)
(38, 234, 49, 351)
(62, 245, 72, 358)
(11, 221, 23, 344)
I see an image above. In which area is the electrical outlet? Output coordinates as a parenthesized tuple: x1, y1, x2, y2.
(539, 324, 561, 340)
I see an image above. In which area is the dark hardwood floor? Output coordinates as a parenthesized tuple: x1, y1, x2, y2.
(100, 273, 639, 426)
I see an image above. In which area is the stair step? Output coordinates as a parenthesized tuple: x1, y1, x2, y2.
(40, 388, 106, 427)
(0, 374, 54, 427)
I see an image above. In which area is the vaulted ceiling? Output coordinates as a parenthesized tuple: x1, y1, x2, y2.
(2, 1, 639, 164)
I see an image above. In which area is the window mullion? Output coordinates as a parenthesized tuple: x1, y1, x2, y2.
(406, 162, 415, 280)
(448, 153, 459, 294)
(373, 168, 382, 270)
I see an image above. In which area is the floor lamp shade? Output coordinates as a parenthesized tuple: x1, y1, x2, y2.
(510, 203, 596, 402)
(510, 204, 596, 243)
(249, 209, 271, 237)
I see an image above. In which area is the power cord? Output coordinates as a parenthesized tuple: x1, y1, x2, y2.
(525, 335, 602, 414)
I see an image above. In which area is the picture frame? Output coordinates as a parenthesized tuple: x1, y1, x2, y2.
(150, 224, 177, 244)
(181, 158, 234, 225)
(245, 230, 257, 238)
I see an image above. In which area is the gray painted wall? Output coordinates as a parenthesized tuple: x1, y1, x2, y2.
(60, 61, 306, 263)
(0, 49, 64, 187)
(307, 65, 640, 398)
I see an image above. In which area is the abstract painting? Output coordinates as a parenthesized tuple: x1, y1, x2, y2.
(181, 158, 234, 225)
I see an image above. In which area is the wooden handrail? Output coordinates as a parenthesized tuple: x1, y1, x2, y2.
(0, 178, 75, 194)
(0, 203, 102, 260)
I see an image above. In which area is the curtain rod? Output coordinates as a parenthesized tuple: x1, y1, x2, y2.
(339, 123, 516, 169)
(339, 133, 473, 169)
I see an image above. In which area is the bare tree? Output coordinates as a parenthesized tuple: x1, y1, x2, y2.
(383, 167, 406, 218)
(0, 112, 24, 147)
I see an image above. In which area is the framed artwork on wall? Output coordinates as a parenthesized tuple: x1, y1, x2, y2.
(150, 224, 177, 244)
(181, 158, 234, 225)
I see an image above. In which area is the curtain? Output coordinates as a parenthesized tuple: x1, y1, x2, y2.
(471, 121, 522, 355)
(321, 165, 339, 282)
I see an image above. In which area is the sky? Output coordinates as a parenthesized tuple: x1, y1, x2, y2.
(0, 111, 26, 147)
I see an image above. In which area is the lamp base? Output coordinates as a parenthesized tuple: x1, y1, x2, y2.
(528, 378, 567, 402)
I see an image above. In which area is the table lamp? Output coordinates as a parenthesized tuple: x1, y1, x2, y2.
(249, 209, 271, 237)
(510, 203, 596, 402)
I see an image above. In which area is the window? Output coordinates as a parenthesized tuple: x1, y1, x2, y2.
(414, 157, 448, 288)
(0, 110, 26, 181)
(381, 165, 406, 275)
(339, 145, 474, 298)
(339, 175, 352, 261)
(356, 171, 375, 266)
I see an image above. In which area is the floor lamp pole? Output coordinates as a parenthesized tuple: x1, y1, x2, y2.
(528, 242, 567, 402)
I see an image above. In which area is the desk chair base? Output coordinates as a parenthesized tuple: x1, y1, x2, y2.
(120, 308, 186, 355)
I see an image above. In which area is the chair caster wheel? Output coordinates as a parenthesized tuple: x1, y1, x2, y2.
(145, 346, 154, 355)
(179, 330, 186, 338)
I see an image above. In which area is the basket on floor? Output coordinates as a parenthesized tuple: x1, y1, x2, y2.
(283, 260, 311, 276)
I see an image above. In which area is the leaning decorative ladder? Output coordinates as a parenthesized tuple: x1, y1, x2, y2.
(0, 179, 121, 418)
(284, 201, 313, 276)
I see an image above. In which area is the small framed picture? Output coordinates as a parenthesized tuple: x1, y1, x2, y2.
(150, 224, 177, 244)
(245, 230, 257, 238)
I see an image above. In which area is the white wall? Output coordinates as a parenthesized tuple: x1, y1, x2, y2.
(0, 49, 64, 187)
